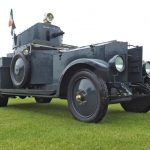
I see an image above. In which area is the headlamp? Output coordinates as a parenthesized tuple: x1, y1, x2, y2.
(23, 49, 29, 55)
(109, 55, 125, 73)
(143, 62, 150, 77)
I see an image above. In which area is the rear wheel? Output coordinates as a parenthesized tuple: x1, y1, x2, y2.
(35, 97, 52, 103)
(0, 95, 8, 107)
(67, 69, 108, 123)
(19, 96, 26, 99)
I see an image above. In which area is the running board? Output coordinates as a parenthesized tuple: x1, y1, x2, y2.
(0, 89, 56, 97)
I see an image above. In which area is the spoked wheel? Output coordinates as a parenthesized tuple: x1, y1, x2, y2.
(121, 88, 150, 113)
(35, 97, 52, 103)
(67, 69, 108, 123)
(0, 95, 8, 107)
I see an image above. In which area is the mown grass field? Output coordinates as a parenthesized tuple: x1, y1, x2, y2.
(0, 97, 150, 150)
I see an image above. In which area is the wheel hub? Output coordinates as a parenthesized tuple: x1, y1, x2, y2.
(76, 94, 82, 101)
(75, 90, 87, 105)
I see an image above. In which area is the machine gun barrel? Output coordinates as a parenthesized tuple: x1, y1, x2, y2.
(51, 31, 64, 38)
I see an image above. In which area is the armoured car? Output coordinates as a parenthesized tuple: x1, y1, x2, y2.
(0, 12, 150, 123)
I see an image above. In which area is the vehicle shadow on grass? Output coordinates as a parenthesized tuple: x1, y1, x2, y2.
(7, 100, 71, 120)
(104, 107, 150, 124)
(6, 100, 150, 124)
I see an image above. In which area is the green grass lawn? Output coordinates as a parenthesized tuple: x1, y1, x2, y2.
(0, 97, 150, 150)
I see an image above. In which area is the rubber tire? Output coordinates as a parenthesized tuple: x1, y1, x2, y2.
(67, 69, 108, 123)
(121, 97, 150, 113)
(121, 77, 150, 113)
(19, 96, 26, 99)
(121, 82, 150, 113)
(0, 95, 8, 107)
(35, 97, 52, 103)
(10, 53, 30, 88)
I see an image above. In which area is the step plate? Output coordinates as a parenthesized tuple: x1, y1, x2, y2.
(0, 89, 56, 97)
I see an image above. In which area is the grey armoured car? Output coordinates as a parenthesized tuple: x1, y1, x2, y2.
(0, 13, 150, 123)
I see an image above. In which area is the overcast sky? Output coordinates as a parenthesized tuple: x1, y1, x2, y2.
(0, 0, 150, 60)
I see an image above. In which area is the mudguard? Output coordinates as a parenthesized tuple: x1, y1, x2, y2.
(58, 58, 110, 97)
(63, 58, 109, 80)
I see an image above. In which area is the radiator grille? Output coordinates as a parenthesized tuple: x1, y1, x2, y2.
(128, 47, 143, 83)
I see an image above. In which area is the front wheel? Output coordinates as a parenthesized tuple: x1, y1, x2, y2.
(67, 69, 108, 123)
(121, 88, 150, 113)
